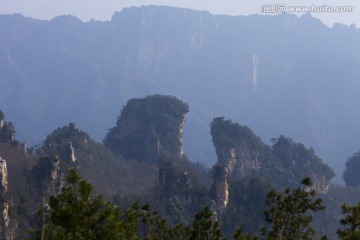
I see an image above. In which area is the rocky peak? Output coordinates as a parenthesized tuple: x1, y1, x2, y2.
(0, 111, 15, 143)
(104, 95, 189, 163)
(272, 135, 335, 192)
(211, 117, 264, 178)
(210, 118, 334, 214)
(43, 123, 86, 164)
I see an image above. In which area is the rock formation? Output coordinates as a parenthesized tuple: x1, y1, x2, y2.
(0, 158, 8, 192)
(210, 117, 334, 213)
(31, 155, 63, 197)
(211, 164, 229, 213)
(104, 95, 189, 163)
(0, 111, 15, 143)
(211, 117, 267, 178)
(272, 135, 335, 193)
(0, 156, 13, 239)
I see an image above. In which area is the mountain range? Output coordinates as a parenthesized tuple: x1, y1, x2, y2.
(1, 5, 360, 180)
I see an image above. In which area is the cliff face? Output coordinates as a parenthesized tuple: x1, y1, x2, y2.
(31, 155, 63, 197)
(210, 118, 334, 213)
(0, 157, 14, 239)
(211, 117, 266, 179)
(0, 157, 8, 192)
(210, 117, 267, 213)
(212, 165, 229, 213)
(104, 95, 189, 163)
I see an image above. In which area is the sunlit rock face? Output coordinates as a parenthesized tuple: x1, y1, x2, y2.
(0, 157, 11, 237)
(211, 165, 229, 214)
(0, 157, 8, 192)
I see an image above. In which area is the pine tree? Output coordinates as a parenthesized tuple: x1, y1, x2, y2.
(233, 228, 259, 240)
(261, 177, 324, 240)
(31, 169, 125, 240)
(190, 206, 224, 240)
(338, 202, 360, 239)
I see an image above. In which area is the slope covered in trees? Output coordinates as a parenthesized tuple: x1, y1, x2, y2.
(0, 91, 360, 239)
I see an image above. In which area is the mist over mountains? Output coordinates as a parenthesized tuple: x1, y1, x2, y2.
(1, 5, 360, 179)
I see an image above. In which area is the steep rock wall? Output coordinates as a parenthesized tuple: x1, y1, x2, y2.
(31, 155, 64, 197)
(104, 95, 189, 163)
(0, 157, 13, 239)
(212, 165, 229, 213)
(210, 118, 334, 214)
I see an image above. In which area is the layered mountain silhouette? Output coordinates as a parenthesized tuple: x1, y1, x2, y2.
(1, 6, 360, 179)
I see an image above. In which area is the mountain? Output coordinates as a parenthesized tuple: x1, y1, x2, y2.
(1, 6, 360, 180)
(210, 117, 334, 214)
(104, 95, 189, 163)
(0, 92, 359, 238)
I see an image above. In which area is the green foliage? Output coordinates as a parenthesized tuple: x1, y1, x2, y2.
(272, 135, 335, 184)
(140, 204, 172, 240)
(338, 202, 360, 239)
(261, 177, 325, 240)
(233, 228, 259, 240)
(190, 206, 224, 240)
(31, 169, 124, 240)
(211, 117, 262, 151)
(343, 151, 360, 187)
(154, 155, 211, 226)
(221, 178, 271, 236)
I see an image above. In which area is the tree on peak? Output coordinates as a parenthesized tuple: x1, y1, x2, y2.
(210, 117, 262, 149)
(0, 110, 4, 122)
(343, 151, 360, 187)
(272, 135, 334, 185)
(0, 110, 16, 143)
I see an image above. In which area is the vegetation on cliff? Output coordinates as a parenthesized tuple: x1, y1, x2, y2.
(40, 123, 158, 197)
(343, 151, 360, 187)
(104, 95, 189, 163)
(272, 135, 335, 188)
(31, 170, 331, 240)
(0, 110, 16, 144)
(210, 117, 334, 188)
(0, 95, 360, 239)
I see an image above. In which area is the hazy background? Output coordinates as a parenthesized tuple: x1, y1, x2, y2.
(1, 1, 360, 184)
(0, 0, 359, 27)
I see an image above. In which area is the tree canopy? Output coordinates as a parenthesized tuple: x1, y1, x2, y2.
(343, 151, 360, 187)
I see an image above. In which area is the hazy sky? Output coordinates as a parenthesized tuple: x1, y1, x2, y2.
(0, 0, 359, 27)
